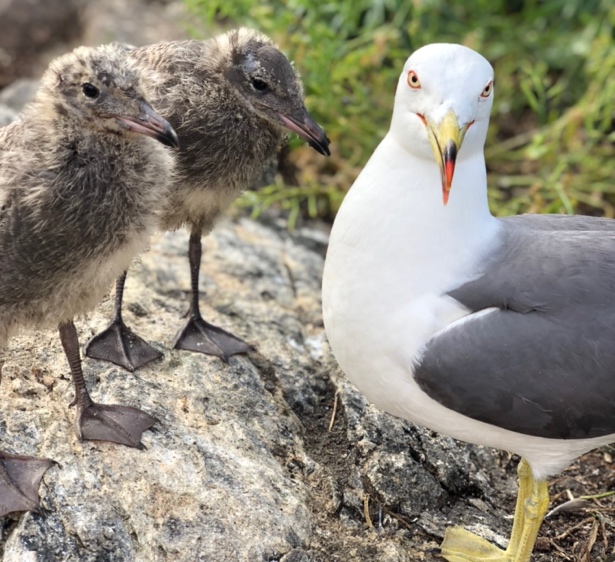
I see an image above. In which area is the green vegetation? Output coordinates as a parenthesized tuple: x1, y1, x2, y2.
(186, 0, 615, 223)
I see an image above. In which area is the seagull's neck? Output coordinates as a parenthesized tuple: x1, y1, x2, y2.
(378, 132, 495, 243)
(326, 132, 499, 297)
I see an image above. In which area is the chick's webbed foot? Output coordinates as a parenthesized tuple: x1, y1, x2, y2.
(76, 401, 157, 450)
(172, 315, 252, 361)
(85, 319, 162, 372)
(0, 451, 55, 516)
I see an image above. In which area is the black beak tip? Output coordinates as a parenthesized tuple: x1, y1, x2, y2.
(310, 133, 331, 157)
(159, 128, 180, 150)
(280, 111, 331, 157)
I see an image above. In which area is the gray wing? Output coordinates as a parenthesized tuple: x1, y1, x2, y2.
(503, 213, 615, 232)
(414, 216, 615, 440)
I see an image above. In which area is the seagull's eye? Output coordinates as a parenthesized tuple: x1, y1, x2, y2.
(480, 81, 493, 98)
(251, 78, 269, 92)
(82, 83, 100, 99)
(407, 70, 421, 90)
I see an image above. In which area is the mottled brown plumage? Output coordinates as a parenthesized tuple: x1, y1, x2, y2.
(87, 29, 330, 369)
(0, 44, 178, 515)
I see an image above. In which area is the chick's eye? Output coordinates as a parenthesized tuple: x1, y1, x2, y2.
(251, 78, 269, 92)
(480, 81, 493, 98)
(407, 70, 421, 89)
(82, 83, 100, 99)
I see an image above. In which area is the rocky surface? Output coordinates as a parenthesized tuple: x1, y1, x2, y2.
(0, 79, 38, 127)
(0, 0, 197, 127)
(0, 79, 39, 113)
(0, 0, 85, 89)
(0, 217, 521, 562)
(81, 0, 194, 48)
(0, 0, 192, 91)
(0, 105, 16, 128)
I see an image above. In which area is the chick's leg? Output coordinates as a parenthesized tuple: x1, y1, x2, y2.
(172, 229, 252, 361)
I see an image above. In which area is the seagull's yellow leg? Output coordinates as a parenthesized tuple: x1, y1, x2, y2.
(439, 459, 549, 562)
(510, 464, 549, 562)
(506, 459, 532, 549)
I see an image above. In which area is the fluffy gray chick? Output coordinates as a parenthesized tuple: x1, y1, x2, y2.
(86, 28, 330, 371)
(0, 44, 178, 516)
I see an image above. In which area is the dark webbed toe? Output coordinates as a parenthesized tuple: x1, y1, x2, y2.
(76, 402, 157, 449)
(172, 317, 252, 361)
(85, 320, 162, 372)
(0, 451, 55, 516)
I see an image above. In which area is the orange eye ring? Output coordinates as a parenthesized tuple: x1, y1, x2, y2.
(481, 81, 493, 98)
(407, 70, 421, 89)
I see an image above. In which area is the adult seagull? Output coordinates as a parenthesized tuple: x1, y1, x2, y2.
(322, 43, 615, 562)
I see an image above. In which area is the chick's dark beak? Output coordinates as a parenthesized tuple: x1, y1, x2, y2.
(279, 106, 330, 156)
(115, 102, 179, 150)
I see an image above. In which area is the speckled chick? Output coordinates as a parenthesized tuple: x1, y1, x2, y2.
(0, 44, 178, 516)
(86, 28, 330, 370)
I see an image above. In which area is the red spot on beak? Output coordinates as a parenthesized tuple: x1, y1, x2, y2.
(442, 140, 457, 206)
(445, 159, 455, 191)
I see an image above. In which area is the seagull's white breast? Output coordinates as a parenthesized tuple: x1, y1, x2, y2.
(323, 133, 500, 434)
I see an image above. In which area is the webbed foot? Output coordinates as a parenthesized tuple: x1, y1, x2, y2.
(441, 527, 510, 561)
(0, 451, 55, 516)
(76, 401, 157, 450)
(85, 319, 162, 372)
(172, 316, 252, 361)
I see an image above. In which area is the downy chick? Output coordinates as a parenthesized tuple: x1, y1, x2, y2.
(0, 44, 178, 515)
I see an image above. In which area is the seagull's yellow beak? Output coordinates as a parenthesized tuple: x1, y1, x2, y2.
(423, 110, 469, 205)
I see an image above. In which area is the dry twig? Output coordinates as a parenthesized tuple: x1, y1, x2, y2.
(328, 390, 340, 432)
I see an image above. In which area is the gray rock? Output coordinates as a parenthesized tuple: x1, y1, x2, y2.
(0, 104, 17, 127)
(280, 549, 312, 562)
(0, 0, 85, 88)
(0, 216, 519, 561)
(82, 0, 192, 48)
(0, 78, 39, 113)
